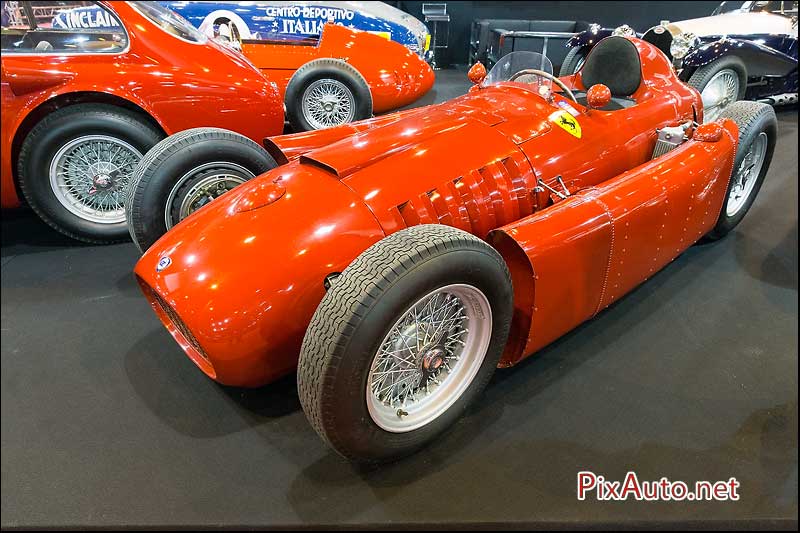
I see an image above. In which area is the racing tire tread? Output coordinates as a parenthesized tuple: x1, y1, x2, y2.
(707, 100, 777, 240)
(297, 224, 513, 463)
(125, 127, 276, 253)
(559, 46, 588, 77)
(18, 103, 163, 244)
(686, 56, 747, 110)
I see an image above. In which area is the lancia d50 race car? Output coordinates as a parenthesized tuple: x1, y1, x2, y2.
(131, 36, 777, 462)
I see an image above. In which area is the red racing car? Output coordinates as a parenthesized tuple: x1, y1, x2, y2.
(237, 22, 434, 132)
(132, 37, 777, 462)
(1, 1, 284, 243)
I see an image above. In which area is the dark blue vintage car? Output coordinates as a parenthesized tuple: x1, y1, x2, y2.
(561, 1, 798, 120)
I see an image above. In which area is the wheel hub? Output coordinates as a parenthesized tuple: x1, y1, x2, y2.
(366, 285, 493, 433)
(91, 173, 114, 190)
(421, 346, 445, 373)
(726, 131, 768, 217)
(87, 161, 121, 192)
(321, 97, 337, 114)
(165, 163, 255, 230)
(49, 135, 142, 224)
(186, 177, 240, 212)
(701, 69, 739, 122)
(301, 79, 356, 129)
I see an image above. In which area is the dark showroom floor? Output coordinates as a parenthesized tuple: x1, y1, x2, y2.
(2, 69, 798, 530)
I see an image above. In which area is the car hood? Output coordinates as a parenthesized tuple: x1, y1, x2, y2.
(667, 11, 797, 38)
(301, 84, 554, 180)
(297, 84, 561, 236)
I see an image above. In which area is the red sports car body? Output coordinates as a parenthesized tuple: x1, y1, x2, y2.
(1, 1, 283, 240)
(241, 22, 435, 115)
(133, 37, 776, 461)
(136, 37, 712, 384)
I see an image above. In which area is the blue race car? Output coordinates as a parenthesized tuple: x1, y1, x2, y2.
(160, 1, 430, 56)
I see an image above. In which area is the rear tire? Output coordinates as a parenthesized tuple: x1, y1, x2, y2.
(285, 58, 372, 132)
(125, 128, 278, 253)
(17, 103, 163, 244)
(706, 101, 777, 240)
(297, 225, 513, 463)
(686, 56, 747, 122)
(559, 46, 589, 76)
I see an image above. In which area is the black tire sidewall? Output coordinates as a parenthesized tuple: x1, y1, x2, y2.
(19, 107, 161, 242)
(131, 138, 275, 251)
(560, 46, 588, 77)
(322, 248, 513, 462)
(711, 110, 777, 237)
(689, 56, 748, 102)
(285, 62, 372, 131)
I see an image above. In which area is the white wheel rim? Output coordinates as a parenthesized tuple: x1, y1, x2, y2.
(301, 79, 355, 129)
(701, 69, 739, 122)
(164, 162, 253, 230)
(366, 284, 493, 433)
(727, 131, 767, 217)
(49, 135, 142, 224)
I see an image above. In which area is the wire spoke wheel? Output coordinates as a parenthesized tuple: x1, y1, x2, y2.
(701, 69, 739, 122)
(298, 225, 512, 461)
(727, 131, 768, 217)
(366, 284, 492, 433)
(301, 79, 356, 129)
(49, 135, 142, 224)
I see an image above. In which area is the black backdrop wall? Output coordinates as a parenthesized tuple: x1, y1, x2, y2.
(391, 1, 721, 66)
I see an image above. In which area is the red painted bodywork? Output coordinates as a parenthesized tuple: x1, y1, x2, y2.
(135, 38, 736, 388)
(241, 23, 434, 114)
(0, 1, 284, 209)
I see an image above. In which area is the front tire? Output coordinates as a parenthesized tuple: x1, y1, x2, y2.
(707, 101, 777, 240)
(297, 225, 513, 463)
(17, 103, 163, 244)
(125, 128, 278, 253)
(285, 58, 372, 131)
(686, 56, 747, 122)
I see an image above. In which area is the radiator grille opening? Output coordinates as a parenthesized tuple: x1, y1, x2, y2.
(138, 278, 212, 368)
(154, 293, 209, 362)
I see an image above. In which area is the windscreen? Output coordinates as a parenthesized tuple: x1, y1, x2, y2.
(131, 1, 207, 43)
(482, 51, 554, 93)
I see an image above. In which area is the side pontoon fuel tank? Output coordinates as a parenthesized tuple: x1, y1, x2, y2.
(489, 120, 738, 367)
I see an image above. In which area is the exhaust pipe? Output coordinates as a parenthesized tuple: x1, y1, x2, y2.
(759, 93, 798, 106)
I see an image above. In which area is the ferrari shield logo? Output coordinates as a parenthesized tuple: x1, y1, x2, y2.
(549, 110, 582, 139)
